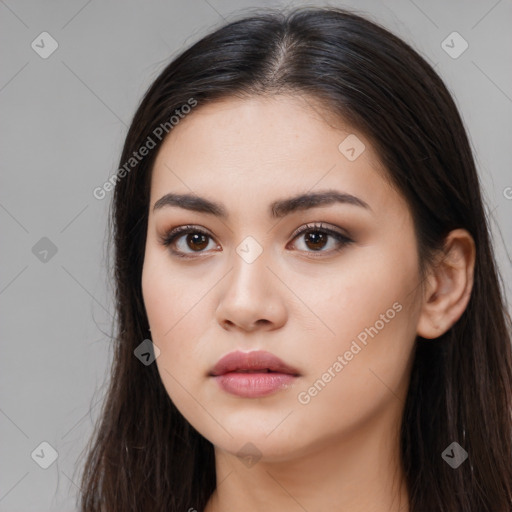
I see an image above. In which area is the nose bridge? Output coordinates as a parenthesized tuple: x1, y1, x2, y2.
(229, 233, 272, 295)
(215, 233, 285, 331)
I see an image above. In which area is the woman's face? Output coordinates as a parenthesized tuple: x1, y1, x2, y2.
(142, 95, 424, 461)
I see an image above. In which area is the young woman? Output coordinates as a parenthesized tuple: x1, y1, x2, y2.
(77, 6, 512, 512)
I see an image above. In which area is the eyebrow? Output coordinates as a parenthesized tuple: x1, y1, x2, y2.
(153, 189, 371, 219)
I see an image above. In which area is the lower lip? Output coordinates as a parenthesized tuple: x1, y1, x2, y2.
(212, 372, 297, 398)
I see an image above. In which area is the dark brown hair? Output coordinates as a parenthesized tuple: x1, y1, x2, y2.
(76, 6, 512, 511)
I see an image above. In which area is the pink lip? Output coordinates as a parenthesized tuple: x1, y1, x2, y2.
(209, 350, 300, 398)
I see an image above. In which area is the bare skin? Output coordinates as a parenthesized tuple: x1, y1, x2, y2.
(141, 95, 475, 512)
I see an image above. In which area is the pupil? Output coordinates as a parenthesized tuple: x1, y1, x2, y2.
(188, 233, 208, 251)
(306, 232, 326, 250)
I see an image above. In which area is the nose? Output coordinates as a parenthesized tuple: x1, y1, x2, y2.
(215, 247, 287, 333)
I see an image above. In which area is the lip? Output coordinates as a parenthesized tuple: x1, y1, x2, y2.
(209, 350, 300, 398)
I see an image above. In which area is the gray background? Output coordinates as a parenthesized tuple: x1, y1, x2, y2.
(1, 0, 510, 510)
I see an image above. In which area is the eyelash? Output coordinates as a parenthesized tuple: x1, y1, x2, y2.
(159, 222, 353, 259)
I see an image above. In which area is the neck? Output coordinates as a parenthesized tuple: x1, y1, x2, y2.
(204, 407, 409, 512)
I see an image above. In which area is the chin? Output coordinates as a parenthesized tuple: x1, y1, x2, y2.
(201, 420, 307, 463)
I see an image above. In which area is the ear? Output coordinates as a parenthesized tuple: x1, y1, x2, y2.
(416, 229, 476, 339)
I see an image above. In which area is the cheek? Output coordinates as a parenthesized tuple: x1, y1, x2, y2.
(142, 263, 209, 422)
(294, 298, 416, 441)
(296, 244, 419, 409)
(141, 253, 204, 374)
(306, 244, 417, 344)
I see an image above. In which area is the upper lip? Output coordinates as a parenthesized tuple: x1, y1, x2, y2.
(209, 350, 300, 376)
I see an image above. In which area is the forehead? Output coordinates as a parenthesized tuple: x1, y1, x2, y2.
(154, 94, 373, 167)
(149, 95, 403, 218)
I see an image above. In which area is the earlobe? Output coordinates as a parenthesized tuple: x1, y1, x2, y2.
(416, 229, 475, 340)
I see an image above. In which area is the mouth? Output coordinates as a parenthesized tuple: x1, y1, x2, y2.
(223, 369, 275, 373)
(209, 350, 300, 398)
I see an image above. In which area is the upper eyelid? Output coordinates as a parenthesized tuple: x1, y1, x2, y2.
(165, 222, 348, 239)
(290, 222, 350, 239)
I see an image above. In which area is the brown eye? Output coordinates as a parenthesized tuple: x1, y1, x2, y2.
(289, 223, 353, 256)
(303, 231, 329, 251)
(184, 232, 210, 251)
(160, 222, 353, 259)
(161, 225, 218, 258)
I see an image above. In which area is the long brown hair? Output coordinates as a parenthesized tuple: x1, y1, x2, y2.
(75, 6, 512, 511)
